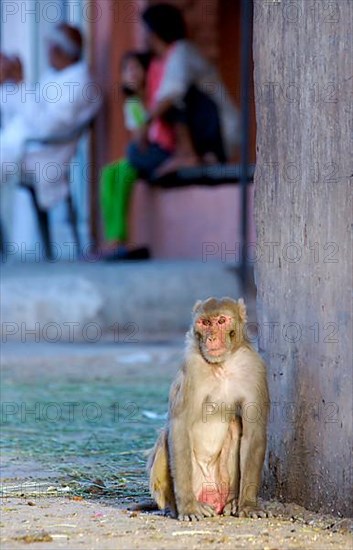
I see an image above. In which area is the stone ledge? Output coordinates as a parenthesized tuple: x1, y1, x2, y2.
(0, 261, 241, 340)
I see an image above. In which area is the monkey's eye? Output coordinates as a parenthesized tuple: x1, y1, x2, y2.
(201, 319, 211, 327)
(218, 317, 226, 325)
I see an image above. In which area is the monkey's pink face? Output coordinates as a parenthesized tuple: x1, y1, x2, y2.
(195, 314, 236, 363)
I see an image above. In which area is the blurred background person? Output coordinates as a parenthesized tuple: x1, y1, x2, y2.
(99, 3, 240, 260)
(1, 22, 101, 201)
(99, 51, 151, 260)
(128, 3, 240, 178)
(0, 23, 101, 252)
(0, 52, 24, 127)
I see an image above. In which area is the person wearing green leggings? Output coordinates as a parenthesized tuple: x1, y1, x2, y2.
(99, 52, 151, 258)
(100, 158, 137, 244)
(100, 50, 173, 260)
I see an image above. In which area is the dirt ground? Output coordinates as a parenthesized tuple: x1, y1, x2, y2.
(1, 342, 352, 549)
(1, 496, 353, 550)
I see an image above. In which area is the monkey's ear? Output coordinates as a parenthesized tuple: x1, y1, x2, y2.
(192, 300, 203, 313)
(238, 298, 247, 322)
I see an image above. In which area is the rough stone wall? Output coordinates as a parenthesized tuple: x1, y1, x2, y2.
(253, 0, 352, 516)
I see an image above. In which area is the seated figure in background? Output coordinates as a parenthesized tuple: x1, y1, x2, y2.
(0, 23, 101, 211)
(128, 3, 240, 177)
(99, 51, 152, 260)
(98, 3, 240, 261)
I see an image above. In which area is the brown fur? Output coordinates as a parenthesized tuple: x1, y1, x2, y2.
(148, 297, 270, 521)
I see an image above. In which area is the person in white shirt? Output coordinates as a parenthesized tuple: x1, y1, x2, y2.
(128, 3, 240, 178)
(154, 39, 240, 161)
(0, 23, 101, 210)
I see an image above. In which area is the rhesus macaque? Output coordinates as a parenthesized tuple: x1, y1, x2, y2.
(148, 297, 269, 521)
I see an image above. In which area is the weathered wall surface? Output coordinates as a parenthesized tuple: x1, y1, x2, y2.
(253, 0, 352, 516)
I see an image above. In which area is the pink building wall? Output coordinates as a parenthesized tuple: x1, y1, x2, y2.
(130, 183, 256, 260)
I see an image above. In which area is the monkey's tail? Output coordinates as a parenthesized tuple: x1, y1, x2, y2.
(128, 500, 159, 512)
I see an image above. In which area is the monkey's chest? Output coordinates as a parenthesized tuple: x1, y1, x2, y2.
(191, 374, 239, 458)
(198, 368, 239, 411)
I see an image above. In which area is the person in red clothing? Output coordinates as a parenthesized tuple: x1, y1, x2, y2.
(126, 4, 187, 179)
(127, 3, 239, 178)
(101, 3, 239, 261)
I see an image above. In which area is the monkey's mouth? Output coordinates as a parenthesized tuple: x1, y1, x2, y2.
(205, 346, 227, 359)
(207, 347, 224, 355)
(202, 348, 226, 364)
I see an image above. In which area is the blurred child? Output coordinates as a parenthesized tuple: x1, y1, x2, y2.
(121, 52, 149, 133)
(100, 52, 150, 257)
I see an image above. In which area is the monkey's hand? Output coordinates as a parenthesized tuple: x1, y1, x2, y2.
(238, 503, 273, 519)
(177, 501, 216, 521)
(222, 498, 237, 516)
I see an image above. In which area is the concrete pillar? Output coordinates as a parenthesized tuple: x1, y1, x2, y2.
(253, 0, 352, 516)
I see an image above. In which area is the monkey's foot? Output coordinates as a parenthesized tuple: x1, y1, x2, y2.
(238, 504, 273, 519)
(222, 499, 237, 516)
(177, 502, 216, 521)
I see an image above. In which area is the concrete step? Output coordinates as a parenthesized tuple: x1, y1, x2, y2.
(1, 261, 243, 342)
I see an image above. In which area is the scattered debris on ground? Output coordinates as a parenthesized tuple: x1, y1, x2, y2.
(1, 343, 352, 549)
